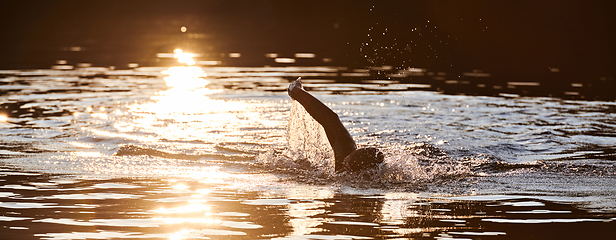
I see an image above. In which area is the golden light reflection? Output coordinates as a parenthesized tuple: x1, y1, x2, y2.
(154, 203, 212, 214)
(380, 193, 422, 225)
(0, 114, 8, 122)
(110, 49, 283, 148)
(169, 229, 191, 240)
(104, 50, 282, 178)
(287, 201, 328, 236)
(195, 188, 211, 195)
(125, 79, 247, 143)
(162, 66, 209, 89)
(284, 186, 335, 200)
(91, 112, 109, 119)
(68, 141, 94, 149)
(173, 49, 196, 65)
(124, 60, 243, 128)
(172, 183, 190, 191)
(159, 217, 221, 225)
(192, 168, 236, 183)
(71, 151, 106, 158)
(162, 167, 232, 182)
(150, 180, 222, 240)
(89, 128, 155, 143)
(283, 187, 334, 236)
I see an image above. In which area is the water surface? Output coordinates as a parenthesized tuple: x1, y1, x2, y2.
(1, 66, 615, 239)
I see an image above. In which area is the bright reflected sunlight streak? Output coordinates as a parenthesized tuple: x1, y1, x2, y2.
(68, 141, 94, 149)
(154, 203, 212, 214)
(174, 49, 196, 65)
(90, 128, 156, 142)
(162, 66, 209, 89)
(118, 58, 250, 144)
(172, 183, 190, 191)
(75, 48, 282, 179)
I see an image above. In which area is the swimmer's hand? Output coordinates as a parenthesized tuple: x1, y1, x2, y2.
(288, 77, 303, 98)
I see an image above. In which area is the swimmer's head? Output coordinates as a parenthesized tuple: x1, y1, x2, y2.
(341, 147, 384, 172)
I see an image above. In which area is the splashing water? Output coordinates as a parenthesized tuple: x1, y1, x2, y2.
(286, 101, 334, 170)
(256, 101, 334, 180)
(377, 145, 473, 185)
(257, 99, 471, 186)
(2, 67, 616, 240)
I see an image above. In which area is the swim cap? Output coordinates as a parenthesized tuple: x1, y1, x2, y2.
(343, 147, 384, 172)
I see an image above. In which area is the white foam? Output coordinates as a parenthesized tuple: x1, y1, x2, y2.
(287, 101, 334, 171)
(257, 101, 472, 186)
(256, 101, 334, 179)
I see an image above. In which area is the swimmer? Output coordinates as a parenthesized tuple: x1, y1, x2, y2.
(288, 77, 384, 172)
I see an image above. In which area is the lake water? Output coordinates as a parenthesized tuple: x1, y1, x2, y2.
(1, 66, 615, 239)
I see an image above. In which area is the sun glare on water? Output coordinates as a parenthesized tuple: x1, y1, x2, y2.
(109, 48, 250, 153)
(174, 48, 196, 65)
(77, 47, 282, 181)
(162, 66, 209, 89)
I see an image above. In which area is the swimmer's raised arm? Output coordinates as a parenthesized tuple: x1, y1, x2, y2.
(288, 77, 383, 172)
(288, 78, 356, 171)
